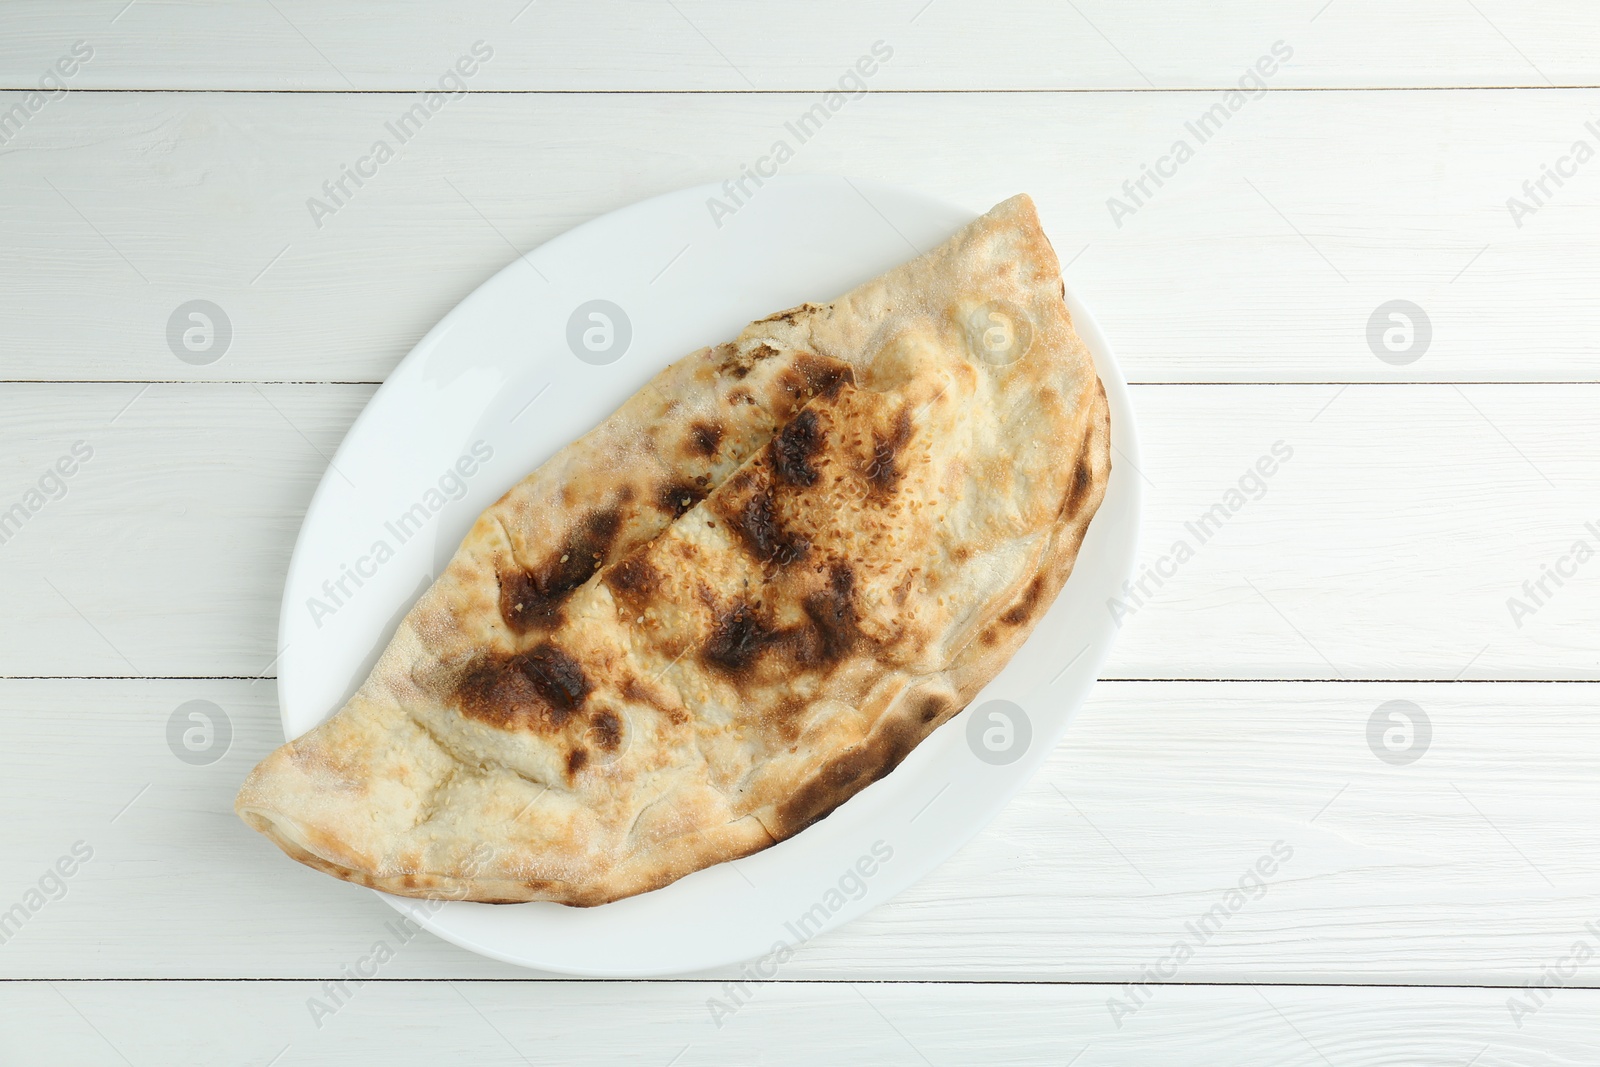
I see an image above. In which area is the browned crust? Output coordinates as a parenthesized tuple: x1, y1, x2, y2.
(237, 193, 1115, 906)
(754, 381, 1111, 843)
(740, 195, 1114, 846)
(947, 378, 1111, 702)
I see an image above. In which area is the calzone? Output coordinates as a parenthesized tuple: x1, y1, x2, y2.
(236, 194, 1111, 905)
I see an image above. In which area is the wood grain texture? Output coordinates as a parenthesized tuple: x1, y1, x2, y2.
(0, 384, 1594, 681)
(3, 6, 1598, 1056)
(2, 678, 1596, 982)
(0, 0, 1596, 90)
(1, 91, 1598, 383)
(4, 979, 1597, 1066)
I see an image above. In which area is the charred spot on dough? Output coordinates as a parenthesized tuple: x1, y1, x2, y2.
(566, 747, 589, 775)
(731, 488, 809, 567)
(656, 482, 705, 518)
(723, 466, 756, 495)
(499, 506, 622, 632)
(622, 676, 688, 724)
(799, 563, 860, 664)
(776, 370, 807, 402)
(457, 655, 537, 729)
(710, 342, 746, 379)
(864, 406, 914, 498)
(605, 553, 662, 605)
(589, 708, 623, 751)
(754, 304, 808, 326)
(688, 421, 724, 457)
(559, 506, 622, 579)
(497, 569, 560, 634)
(769, 695, 809, 743)
(703, 565, 863, 678)
(620, 675, 658, 708)
(777, 357, 853, 406)
(1067, 455, 1094, 514)
(769, 714, 923, 839)
(919, 695, 952, 723)
(703, 601, 780, 676)
(979, 627, 998, 647)
(793, 353, 853, 400)
(517, 642, 591, 718)
(770, 408, 824, 487)
(1064, 424, 1097, 516)
(1000, 576, 1045, 626)
(719, 340, 781, 381)
(452, 642, 590, 731)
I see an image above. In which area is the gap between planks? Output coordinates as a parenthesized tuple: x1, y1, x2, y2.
(1, 85, 1599, 95)
(11, 979, 1600, 990)
(9, 381, 1600, 387)
(1, 676, 1596, 683)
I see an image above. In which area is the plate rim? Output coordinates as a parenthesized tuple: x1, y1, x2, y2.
(273, 175, 1142, 976)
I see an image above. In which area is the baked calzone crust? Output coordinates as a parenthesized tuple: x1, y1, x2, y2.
(237, 194, 1111, 905)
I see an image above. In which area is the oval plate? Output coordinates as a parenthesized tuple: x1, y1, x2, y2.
(277, 176, 1141, 977)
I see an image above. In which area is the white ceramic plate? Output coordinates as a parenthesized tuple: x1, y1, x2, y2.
(277, 176, 1141, 977)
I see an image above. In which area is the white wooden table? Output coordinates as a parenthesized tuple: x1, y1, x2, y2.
(3, 3, 1598, 1063)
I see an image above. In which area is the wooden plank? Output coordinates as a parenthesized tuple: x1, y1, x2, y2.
(2, 678, 1596, 981)
(0, 1, 1596, 90)
(2, 2, 1590, 1053)
(0, 385, 367, 679)
(1, 90, 1598, 383)
(0, 383, 1594, 680)
(4, 980, 1596, 1066)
